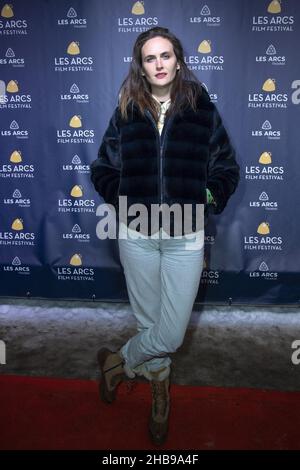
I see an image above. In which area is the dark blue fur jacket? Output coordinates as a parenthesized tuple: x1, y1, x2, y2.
(91, 85, 240, 235)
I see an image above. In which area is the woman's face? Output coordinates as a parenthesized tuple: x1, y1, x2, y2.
(141, 36, 179, 93)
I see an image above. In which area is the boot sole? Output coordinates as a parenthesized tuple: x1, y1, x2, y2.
(149, 422, 169, 446)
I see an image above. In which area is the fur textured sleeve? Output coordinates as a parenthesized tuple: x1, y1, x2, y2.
(90, 108, 121, 208)
(206, 105, 240, 214)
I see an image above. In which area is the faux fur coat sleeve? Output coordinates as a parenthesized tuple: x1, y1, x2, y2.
(206, 104, 240, 214)
(90, 108, 121, 209)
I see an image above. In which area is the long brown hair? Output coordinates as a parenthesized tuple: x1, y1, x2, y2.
(119, 27, 202, 121)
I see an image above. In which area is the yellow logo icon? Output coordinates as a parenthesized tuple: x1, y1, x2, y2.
(70, 185, 83, 198)
(69, 115, 82, 128)
(11, 218, 23, 231)
(198, 40, 211, 54)
(259, 152, 272, 165)
(262, 78, 276, 92)
(67, 41, 80, 55)
(257, 222, 270, 235)
(268, 0, 281, 14)
(10, 150, 22, 163)
(132, 1, 144, 15)
(6, 80, 19, 93)
(203, 258, 207, 270)
(1, 4, 14, 18)
(70, 254, 82, 266)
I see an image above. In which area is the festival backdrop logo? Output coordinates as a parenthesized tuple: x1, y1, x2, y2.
(2, 256, 31, 275)
(1, 120, 29, 138)
(62, 154, 90, 174)
(57, 115, 95, 144)
(249, 191, 278, 211)
(248, 260, 278, 280)
(62, 223, 90, 243)
(0, 151, 35, 179)
(251, 119, 281, 140)
(255, 44, 286, 66)
(189, 4, 221, 26)
(245, 151, 285, 181)
(54, 41, 94, 72)
(244, 222, 283, 251)
(0, 3, 28, 36)
(58, 185, 95, 213)
(1, 47, 25, 67)
(3, 189, 31, 208)
(56, 254, 94, 282)
(0, 79, 32, 109)
(252, 0, 294, 32)
(200, 257, 220, 286)
(0, 218, 35, 246)
(57, 7, 87, 28)
(117, 1, 158, 33)
(248, 78, 288, 109)
(60, 83, 89, 104)
(185, 40, 224, 71)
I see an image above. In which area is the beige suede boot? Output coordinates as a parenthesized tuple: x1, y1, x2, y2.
(148, 373, 170, 445)
(97, 348, 125, 404)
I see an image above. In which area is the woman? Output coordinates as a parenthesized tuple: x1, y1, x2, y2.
(90, 26, 240, 445)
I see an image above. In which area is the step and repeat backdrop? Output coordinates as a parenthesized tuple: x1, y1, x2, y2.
(0, 0, 299, 303)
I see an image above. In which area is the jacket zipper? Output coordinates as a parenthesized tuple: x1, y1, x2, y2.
(145, 110, 173, 206)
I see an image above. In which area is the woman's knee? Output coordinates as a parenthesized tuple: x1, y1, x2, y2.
(159, 331, 185, 353)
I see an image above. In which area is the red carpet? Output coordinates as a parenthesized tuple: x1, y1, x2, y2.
(0, 374, 299, 450)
